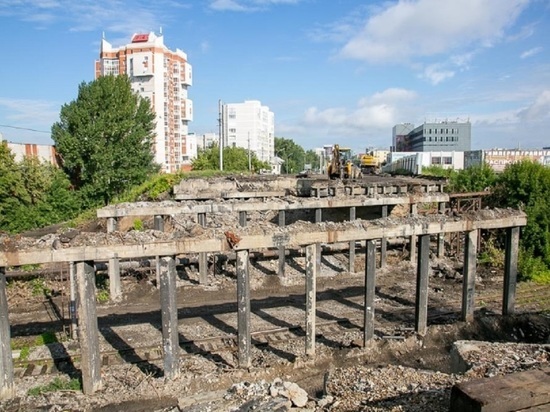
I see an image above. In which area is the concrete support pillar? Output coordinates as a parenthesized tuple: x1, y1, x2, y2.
(278, 211, 286, 276)
(363, 240, 377, 346)
(154, 215, 165, 232)
(159, 256, 179, 380)
(437, 202, 446, 257)
(239, 211, 247, 227)
(305, 244, 318, 357)
(349, 207, 356, 273)
(503, 227, 520, 315)
(380, 205, 388, 269)
(108, 254, 121, 302)
(69, 262, 78, 340)
(76, 261, 101, 394)
(198, 213, 207, 227)
(415, 235, 430, 335)
(315, 208, 322, 223)
(0, 267, 14, 400)
(236, 250, 251, 368)
(199, 252, 208, 285)
(106, 217, 117, 233)
(462, 230, 478, 322)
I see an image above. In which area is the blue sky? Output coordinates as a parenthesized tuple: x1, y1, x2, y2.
(0, 0, 549, 153)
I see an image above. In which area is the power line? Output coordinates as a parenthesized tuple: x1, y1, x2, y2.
(0, 124, 50, 134)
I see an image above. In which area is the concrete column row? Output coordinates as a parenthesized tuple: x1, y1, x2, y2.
(0, 226, 523, 399)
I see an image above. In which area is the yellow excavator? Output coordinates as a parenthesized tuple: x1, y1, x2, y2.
(360, 151, 379, 174)
(327, 145, 362, 179)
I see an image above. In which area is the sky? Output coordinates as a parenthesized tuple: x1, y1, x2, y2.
(0, 0, 549, 154)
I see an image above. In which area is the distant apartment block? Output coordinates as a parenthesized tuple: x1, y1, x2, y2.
(392, 120, 471, 152)
(465, 149, 550, 172)
(196, 132, 219, 151)
(95, 32, 193, 173)
(221, 100, 274, 164)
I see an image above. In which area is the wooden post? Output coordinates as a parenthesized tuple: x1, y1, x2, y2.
(305, 244, 317, 356)
(415, 235, 430, 335)
(76, 261, 102, 394)
(108, 254, 121, 301)
(159, 256, 179, 379)
(236, 250, 251, 368)
(503, 227, 520, 315)
(0, 267, 14, 400)
(364, 240, 376, 346)
(462, 230, 478, 322)
(380, 205, 388, 268)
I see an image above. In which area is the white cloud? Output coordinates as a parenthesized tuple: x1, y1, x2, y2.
(518, 90, 550, 121)
(339, 0, 530, 63)
(421, 64, 455, 85)
(302, 88, 418, 132)
(209, 0, 301, 12)
(209, 0, 248, 11)
(520, 46, 543, 59)
(0, 98, 59, 126)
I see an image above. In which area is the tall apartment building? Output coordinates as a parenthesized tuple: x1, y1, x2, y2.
(392, 120, 471, 152)
(221, 100, 274, 164)
(95, 32, 193, 173)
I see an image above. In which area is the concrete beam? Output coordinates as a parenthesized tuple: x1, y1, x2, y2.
(305, 244, 317, 356)
(97, 194, 452, 218)
(315, 208, 322, 223)
(0, 213, 527, 267)
(106, 217, 118, 233)
(76, 261, 102, 394)
(236, 250, 251, 368)
(503, 226, 520, 315)
(415, 235, 430, 335)
(198, 213, 206, 227)
(159, 256, 179, 379)
(461, 230, 478, 322)
(239, 211, 247, 227)
(0, 267, 14, 400)
(437, 202, 446, 257)
(363, 240, 376, 346)
(278, 210, 286, 276)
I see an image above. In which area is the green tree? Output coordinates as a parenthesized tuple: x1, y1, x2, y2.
(52, 75, 158, 207)
(192, 144, 269, 172)
(0, 143, 29, 230)
(447, 163, 496, 193)
(492, 160, 550, 267)
(274, 137, 304, 174)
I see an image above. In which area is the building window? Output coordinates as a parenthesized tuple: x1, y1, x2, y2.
(443, 157, 452, 165)
(432, 157, 441, 165)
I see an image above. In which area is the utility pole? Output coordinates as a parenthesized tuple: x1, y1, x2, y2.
(218, 99, 223, 171)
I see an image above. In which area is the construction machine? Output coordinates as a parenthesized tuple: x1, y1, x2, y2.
(360, 151, 380, 175)
(327, 145, 362, 179)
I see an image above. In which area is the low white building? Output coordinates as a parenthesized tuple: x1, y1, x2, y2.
(383, 151, 464, 174)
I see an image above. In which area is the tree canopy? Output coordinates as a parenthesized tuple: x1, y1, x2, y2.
(192, 144, 269, 172)
(52, 75, 159, 207)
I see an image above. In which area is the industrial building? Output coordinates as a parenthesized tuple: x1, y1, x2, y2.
(392, 120, 471, 152)
(383, 151, 465, 175)
(465, 149, 550, 172)
(95, 32, 193, 173)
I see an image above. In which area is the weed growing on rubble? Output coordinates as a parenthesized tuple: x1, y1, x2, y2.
(132, 219, 144, 231)
(30, 278, 51, 297)
(478, 238, 504, 269)
(519, 249, 550, 284)
(28, 377, 81, 396)
(96, 288, 110, 303)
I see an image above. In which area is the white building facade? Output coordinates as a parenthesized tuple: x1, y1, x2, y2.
(383, 151, 465, 175)
(95, 32, 193, 173)
(221, 100, 274, 164)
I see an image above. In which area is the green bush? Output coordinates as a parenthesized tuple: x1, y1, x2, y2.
(132, 219, 144, 231)
(518, 247, 550, 283)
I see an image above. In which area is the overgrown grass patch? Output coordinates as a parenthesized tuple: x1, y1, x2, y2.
(27, 377, 81, 396)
